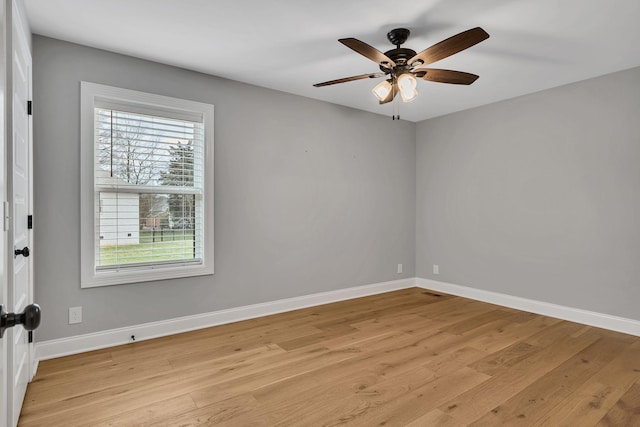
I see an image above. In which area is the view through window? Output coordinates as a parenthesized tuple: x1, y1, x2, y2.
(94, 108, 204, 270)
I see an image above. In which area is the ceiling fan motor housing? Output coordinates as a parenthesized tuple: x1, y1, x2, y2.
(380, 48, 417, 71)
(380, 28, 417, 71)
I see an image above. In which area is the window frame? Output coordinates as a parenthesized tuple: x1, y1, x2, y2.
(80, 82, 214, 288)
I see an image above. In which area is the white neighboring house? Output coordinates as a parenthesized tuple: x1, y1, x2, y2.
(96, 169, 140, 247)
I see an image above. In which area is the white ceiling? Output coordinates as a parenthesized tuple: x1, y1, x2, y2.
(24, 0, 640, 122)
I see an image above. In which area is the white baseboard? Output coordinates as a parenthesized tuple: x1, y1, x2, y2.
(35, 277, 416, 362)
(36, 276, 640, 365)
(417, 277, 640, 337)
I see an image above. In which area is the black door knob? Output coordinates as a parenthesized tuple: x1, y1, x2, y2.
(0, 303, 41, 338)
(14, 246, 30, 258)
(21, 304, 41, 331)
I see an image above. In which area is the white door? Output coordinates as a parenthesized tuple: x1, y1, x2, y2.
(1, 0, 9, 426)
(1, 1, 34, 425)
(6, 0, 33, 425)
(1, 1, 8, 425)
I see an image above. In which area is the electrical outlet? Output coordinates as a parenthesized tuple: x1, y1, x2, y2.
(397, 264, 403, 274)
(433, 264, 439, 275)
(69, 306, 82, 324)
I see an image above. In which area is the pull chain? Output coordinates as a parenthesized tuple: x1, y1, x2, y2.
(392, 90, 400, 121)
(392, 82, 400, 120)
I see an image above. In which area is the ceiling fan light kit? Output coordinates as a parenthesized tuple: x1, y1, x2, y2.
(314, 26, 490, 114)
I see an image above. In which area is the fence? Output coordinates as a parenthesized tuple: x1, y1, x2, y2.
(140, 229, 195, 243)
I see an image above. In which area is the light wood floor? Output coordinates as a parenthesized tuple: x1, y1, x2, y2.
(20, 288, 640, 426)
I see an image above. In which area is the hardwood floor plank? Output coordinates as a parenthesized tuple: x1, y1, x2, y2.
(250, 329, 468, 414)
(533, 382, 625, 427)
(274, 323, 358, 351)
(261, 366, 440, 426)
(110, 323, 321, 366)
(534, 340, 640, 426)
(35, 348, 113, 378)
(350, 313, 443, 335)
(588, 339, 640, 389)
(93, 395, 198, 427)
(442, 309, 515, 335)
(461, 314, 564, 354)
(319, 314, 443, 350)
(190, 328, 449, 410)
(149, 394, 267, 427)
(468, 341, 541, 375)
(438, 327, 602, 425)
(188, 344, 366, 409)
(469, 336, 629, 426)
(404, 409, 459, 427)
(304, 367, 490, 427)
(19, 288, 640, 426)
(19, 344, 287, 425)
(423, 345, 488, 374)
(24, 357, 174, 404)
(595, 382, 640, 426)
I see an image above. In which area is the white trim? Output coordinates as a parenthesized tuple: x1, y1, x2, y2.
(416, 277, 640, 337)
(35, 278, 415, 361)
(80, 81, 215, 288)
(35, 276, 640, 367)
(31, 359, 38, 381)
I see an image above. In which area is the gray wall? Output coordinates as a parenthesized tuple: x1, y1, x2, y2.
(33, 36, 416, 341)
(416, 66, 640, 320)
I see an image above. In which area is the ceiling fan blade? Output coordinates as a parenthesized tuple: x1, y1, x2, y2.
(415, 68, 479, 85)
(339, 38, 396, 68)
(409, 27, 489, 66)
(379, 82, 398, 104)
(313, 73, 384, 87)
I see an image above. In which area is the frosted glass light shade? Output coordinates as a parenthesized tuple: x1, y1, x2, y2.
(372, 80, 392, 101)
(398, 74, 418, 102)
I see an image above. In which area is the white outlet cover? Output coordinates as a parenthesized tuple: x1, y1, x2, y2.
(397, 264, 403, 274)
(433, 264, 439, 275)
(69, 306, 82, 324)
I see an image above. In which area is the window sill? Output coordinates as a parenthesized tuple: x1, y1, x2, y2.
(81, 262, 214, 288)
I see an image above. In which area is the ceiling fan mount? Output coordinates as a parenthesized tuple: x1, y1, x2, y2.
(386, 28, 411, 47)
(313, 26, 490, 106)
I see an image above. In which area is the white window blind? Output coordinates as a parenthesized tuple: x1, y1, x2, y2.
(94, 107, 205, 270)
(81, 82, 214, 287)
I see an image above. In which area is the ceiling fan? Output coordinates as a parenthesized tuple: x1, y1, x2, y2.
(314, 27, 489, 105)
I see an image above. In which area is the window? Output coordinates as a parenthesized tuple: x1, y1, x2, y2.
(81, 82, 214, 287)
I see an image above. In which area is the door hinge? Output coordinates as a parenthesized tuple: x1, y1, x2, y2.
(28, 331, 33, 343)
(27, 100, 32, 115)
(28, 214, 33, 229)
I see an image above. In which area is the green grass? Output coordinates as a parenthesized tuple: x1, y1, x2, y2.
(98, 239, 195, 266)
